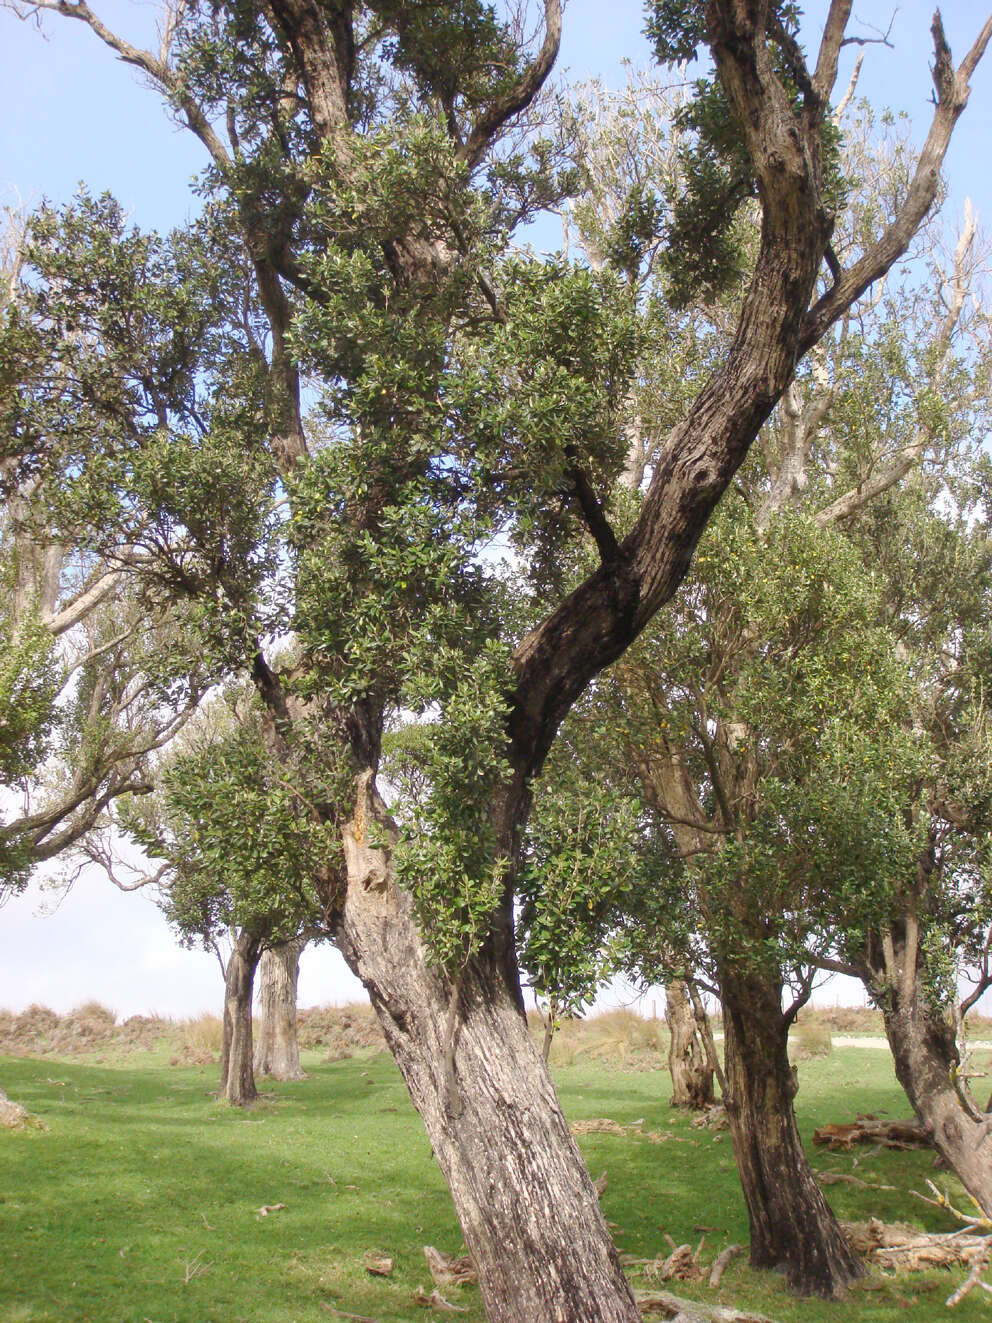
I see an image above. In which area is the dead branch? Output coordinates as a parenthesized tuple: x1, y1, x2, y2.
(708, 1244, 743, 1289)
(813, 1115, 931, 1150)
(634, 1290, 778, 1322)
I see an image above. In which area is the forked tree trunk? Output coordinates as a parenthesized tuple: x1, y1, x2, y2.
(220, 931, 262, 1106)
(861, 928, 992, 1218)
(720, 966, 865, 1298)
(336, 816, 641, 1323)
(666, 978, 715, 1109)
(254, 936, 307, 1081)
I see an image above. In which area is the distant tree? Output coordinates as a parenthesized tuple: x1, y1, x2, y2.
(126, 693, 332, 1105)
(824, 473, 992, 1213)
(253, 935, 309, 1082)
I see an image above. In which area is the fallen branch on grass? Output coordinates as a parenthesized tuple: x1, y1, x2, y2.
(423, 1246, 475, 1288)
(318, 1305, 381, 1322)
(814, 1170, 895, 1191)
(813, 1114, 931, 1150)
(842, 1216, 991, 1270)
(708, 1245, 744, 1288)
(635, 1290, 778, 1322)
(412, 1286, 467, 1311)
(570, 1117, 674, 1143)
(912, 1179, 992, 1231)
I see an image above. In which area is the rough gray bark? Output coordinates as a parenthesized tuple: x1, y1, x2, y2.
(666, 979, 715, 1109)
(254, 936, 308, 1081)
(220, 930, 262, 1106)
(337, 796, 642, 1323)
(720, 966, 865, 1298)
(857, 923, 992, 1218)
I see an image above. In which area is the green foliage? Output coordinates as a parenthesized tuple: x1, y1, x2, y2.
(445, 257, 639, 582)
(601, 499, 929, 991)
(0, 609, 60, 789)
(392, 641, 514, 972)
(645, 3, 844, 308)
(126, 713, 334, 950)
(0, 608, 62, 893)
(518, 780, 655, 1019)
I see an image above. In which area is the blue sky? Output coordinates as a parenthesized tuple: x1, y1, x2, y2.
(0, 2, 989, 1018)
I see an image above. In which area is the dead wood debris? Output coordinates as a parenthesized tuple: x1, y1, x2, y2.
(842, 1216, 990, 1267)
(594, 1169, 609, 1199)
(319, 1305, 381, 1322)
(412, 1286, 467, 1311)
(635, 1290, 777, 1322)
(423, 1246, 476, 1289)
(946, 1240, 992, 1307)
(708, 1245, 744, 1288)
(570, 1117, 673, 1143)
(0, 1088, 46, 1130)
(813, 1113, 930, 1151)
(690, 1105, 730, 1133)
(813, 1169, 895, 1191)
(257, 1202, 287, 1216)
(624, 1238, 743, 1291)
(644, 1243, 703, 1283)
(362, 1251, 393, 1277)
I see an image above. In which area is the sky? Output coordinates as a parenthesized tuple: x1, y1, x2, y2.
(0, 2, 989, 1019)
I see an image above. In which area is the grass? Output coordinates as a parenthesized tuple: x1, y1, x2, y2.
(3, 1038, 992, 1322)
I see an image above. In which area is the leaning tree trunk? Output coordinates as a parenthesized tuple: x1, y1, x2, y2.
(720, 965, 865, 1297)
(666, 978, 715, 1109)
(335, 807, 641, 1323)
(862, 928, 992, 1218)
(220, 930, 262, 1106)
(254, 936, 308, 1081)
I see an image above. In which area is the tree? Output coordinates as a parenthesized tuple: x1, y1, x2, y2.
(539, 80, 992, 1292)
(254, 936, 309, 1081)
(0, 202, 208, 898)
(5, 2, 990, 1316)
(823, 472, 992, 1215)
(127, 693, 332, 1104)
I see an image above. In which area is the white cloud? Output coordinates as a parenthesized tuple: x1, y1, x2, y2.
(0, 867, 367, 1019)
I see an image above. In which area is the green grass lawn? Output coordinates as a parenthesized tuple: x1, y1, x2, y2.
(2, 1045, 990, 1322)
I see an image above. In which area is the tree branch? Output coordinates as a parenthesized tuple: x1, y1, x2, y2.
(563, 446, 621, 565)
(456, 0, 562, 169)
(801, 12, 992, 354)
(15, 0, 233, 170)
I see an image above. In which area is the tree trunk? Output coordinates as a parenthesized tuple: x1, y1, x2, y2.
(666, 978, 715, 1109)
(864, 929, 992, 1218)
(335, 816, 641, 1323)
(254, 936, 307, 1081)
(720, 965, 865, 1298)
(220, 930, 262, 1106)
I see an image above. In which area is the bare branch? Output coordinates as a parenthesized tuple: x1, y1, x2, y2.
(833, 52, 864, 122)
(456, 0, 562, 169)
(802, 13, 992, 353)
(11, 0, 232, 169)
(813, 0, 855, 103)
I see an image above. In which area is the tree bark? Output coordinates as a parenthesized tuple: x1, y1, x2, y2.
(860, 927, 992, 1218)
(254, 936, 308, 1081)
(335, 808, 642, 1323)
(666, 978, 715, 1109)
(720, 965, 865, 1298)
(220, 930, 262, 1106)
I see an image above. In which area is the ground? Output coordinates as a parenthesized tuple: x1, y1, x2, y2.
(2, 1008, 991, 1322)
